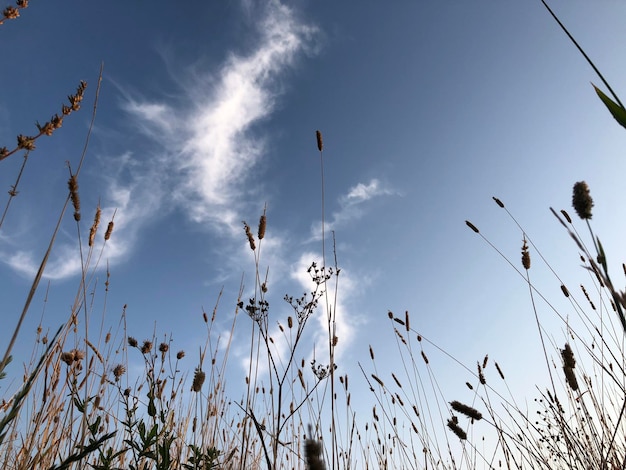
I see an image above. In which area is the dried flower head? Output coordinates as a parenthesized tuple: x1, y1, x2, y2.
(191, 367, 206, 392)
(89, 206, 101, 247)
(113, 364, 126, 381)
(127, 337, 138, 348)
(243, 221, 255, 250)
(176, 350, 185, 360)
(61, 351, 75, 365)
(68, 175, 81, 221)
(141, 340, 153, 354)
(572, 181, 593, 220)
(104, 220, 114, 241)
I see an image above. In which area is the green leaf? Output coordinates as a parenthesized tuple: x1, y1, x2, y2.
(593, 84, 626, 130)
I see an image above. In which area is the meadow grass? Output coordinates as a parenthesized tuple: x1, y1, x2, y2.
(2, 1, 626, 469)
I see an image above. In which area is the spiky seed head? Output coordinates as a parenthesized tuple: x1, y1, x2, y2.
(141, 340, 153, 354)
(572, 181, 593, 220)
(113, 364, 126, 381)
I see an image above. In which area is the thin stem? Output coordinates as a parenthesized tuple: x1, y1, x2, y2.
(540, 0, 625, 109)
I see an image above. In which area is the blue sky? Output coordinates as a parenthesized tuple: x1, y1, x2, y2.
(2, 0, 626, 458)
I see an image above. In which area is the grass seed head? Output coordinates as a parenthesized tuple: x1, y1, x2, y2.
(304, 424, 326, 470)
(450, 400, 483, 421)
(243, 221, 255, 250)
(104, 220, 114, 240)
(316, 130, 323, 152)
(465, 220, 479, 233)
(521, 239, 531, 270)
(572, 181, 593, 220)
(258, 213, 266, 240)
(192, 367, 206, 392)
(68, 175, 80, 221)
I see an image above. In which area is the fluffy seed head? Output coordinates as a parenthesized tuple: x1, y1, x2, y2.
(113, 364, 126, 381)
(141, 340, 153, 354)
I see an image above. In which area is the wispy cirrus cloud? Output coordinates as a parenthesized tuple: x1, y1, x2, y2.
(309, 178, 395, 241)
(2, 1, 317, 281)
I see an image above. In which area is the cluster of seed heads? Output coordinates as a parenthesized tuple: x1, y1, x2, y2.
(1, 0, 28, 26)
(1, 81, 87, 161)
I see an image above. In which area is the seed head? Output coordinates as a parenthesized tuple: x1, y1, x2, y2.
(89, 206, 101, 247)
(68, 175, 80, 221)
(450, 400, 482, 421)
(243, 221, 255, 250)
(258, 213, 266, 240)
(315, 130, 323, 152)
(104, 221, 114, 241)
(191, 367, 206, 392)
(572, 181, 593, 220)
(113, 364, 126, 381)
(141, 340, 153, 354)
(304, 425, 326, 470)
(521, 239, 531, 270)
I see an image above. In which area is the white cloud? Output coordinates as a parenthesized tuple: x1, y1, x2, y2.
(310, 178, 395, 241)
(176, 2, 317, 232)
(341, 179, 393, 206)
(1, 1, 317, 281)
